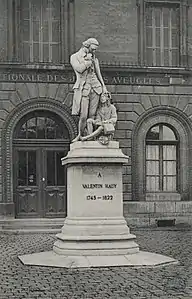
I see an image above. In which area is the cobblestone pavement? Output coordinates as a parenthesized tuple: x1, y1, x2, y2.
(1, 228, 192, 299)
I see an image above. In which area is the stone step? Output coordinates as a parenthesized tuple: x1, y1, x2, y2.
(1, 229, 60, 234)
(0, 218, 64, 233)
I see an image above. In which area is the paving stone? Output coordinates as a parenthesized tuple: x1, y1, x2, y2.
(0, 229, 192, 298)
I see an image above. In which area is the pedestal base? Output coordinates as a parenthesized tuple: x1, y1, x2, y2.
(18, 250, 178, 268)
(53, 217, 139, 255)
(18, 141, 178, 268)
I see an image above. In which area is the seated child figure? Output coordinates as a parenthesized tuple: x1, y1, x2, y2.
(81, 92, 117, 141)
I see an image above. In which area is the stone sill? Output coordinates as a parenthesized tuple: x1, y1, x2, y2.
(125, 212, 192, 217)
(0, 62, 190, 76)
(124, 201, 192, 214)
(146, 192, 181, 201)
(0, 63, 70, 71)
(102, 65, 190, 76)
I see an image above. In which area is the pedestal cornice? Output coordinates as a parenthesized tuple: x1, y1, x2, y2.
(61, 141, 129, 165)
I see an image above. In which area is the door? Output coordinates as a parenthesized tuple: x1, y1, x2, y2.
(14, 147, 68, 218)
(13, 110, 70, 218)
(14, 149, 39, 218)
(43, 149, 67, 217)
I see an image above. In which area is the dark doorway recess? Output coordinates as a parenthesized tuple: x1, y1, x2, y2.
(13, 111, 70, 218)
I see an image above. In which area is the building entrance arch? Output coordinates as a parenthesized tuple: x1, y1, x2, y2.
(2, 99, 77, 218)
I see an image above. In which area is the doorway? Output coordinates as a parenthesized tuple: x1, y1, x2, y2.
(13, 111, 70, 218)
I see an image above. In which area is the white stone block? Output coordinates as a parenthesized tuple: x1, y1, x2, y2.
(54, 141, 139, 256)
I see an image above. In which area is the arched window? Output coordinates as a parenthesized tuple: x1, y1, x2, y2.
(146, 124, 178, 192)
(14, 111, 70, 140)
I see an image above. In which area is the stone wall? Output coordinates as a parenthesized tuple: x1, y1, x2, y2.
(0, 80, 192, 223)
(107, 83, 192, 201)
(0, 0, 8, 61)
(0, 0, 192, 67)
(75, 0, 138, 63)
(75, 0, 192, 66)
(188, 5, 192, 66)
(0, 81, 192, 204)
(0, 1, 192, 224)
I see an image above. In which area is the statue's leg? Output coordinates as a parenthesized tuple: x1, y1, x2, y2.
(71, 134, 81, 143)
(87, 118, 94, 135)
(88, 90, 100, 119)
(71, 96, 89, 143)
(81, 126, 103, 141)
(79, 96, 89, 136)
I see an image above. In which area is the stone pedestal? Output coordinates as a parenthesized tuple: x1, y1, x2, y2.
(18, 141, 178, 268)
(53, 141, 139, 256)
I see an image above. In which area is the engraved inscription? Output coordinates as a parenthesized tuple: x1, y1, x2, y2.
(82, 184, 117, 189)
(86, 195, 113, 200)
(105, 184, 117, 188)
(82, 184, 103, 189)
(83, 183, 117, 201)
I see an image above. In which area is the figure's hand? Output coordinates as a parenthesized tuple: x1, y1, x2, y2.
(95, 120, 102, 126)
(102, 86, 108, 94)
(84, 60, 92, 68)
(85, 53, 93, 60)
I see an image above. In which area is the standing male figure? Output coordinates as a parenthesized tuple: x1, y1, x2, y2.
(70, 38, 108, 142)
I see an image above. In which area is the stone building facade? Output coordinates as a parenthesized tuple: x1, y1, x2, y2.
(0, 0, 192, 227)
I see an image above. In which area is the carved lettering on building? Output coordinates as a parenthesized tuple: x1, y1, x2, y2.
(0, 71, 170, 85)
(109, 76, 162, 85)
(0, 73, 76, 83)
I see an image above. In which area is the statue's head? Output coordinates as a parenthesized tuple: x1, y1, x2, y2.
(82, 38, 99, 54)
(100, 92, 111, 106)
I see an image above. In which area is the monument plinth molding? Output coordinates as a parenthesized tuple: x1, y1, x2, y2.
(53, 141, 139, 256)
